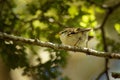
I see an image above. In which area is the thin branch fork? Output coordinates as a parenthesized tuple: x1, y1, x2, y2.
(0, 32, 120, 59)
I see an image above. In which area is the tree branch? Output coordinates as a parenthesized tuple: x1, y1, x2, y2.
(100, 9, 112, 80)
(98, 2, 120, 80)
(0, 32, 120, 59)
(90, 2, 120, 79)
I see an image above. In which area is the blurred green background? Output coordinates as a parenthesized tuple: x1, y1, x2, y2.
(0, 0, 120, 80)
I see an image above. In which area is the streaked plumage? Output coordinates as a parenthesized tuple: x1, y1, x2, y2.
(59, 28, 91, 47)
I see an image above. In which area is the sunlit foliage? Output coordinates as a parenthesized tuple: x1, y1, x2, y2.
(0, 0, 120, 80)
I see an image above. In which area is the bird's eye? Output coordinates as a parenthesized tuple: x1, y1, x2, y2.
(70, 32, 76, 34)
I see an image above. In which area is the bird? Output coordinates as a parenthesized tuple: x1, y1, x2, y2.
(59, 27, 91, 47)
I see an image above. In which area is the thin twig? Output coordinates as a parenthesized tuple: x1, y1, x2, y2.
(99, 2, 120, 80)
(99, 8, 112, 80)
(88, 1, 120, 79)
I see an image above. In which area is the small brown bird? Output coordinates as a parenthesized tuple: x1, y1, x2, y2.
(59, 28, 91, 47)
